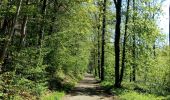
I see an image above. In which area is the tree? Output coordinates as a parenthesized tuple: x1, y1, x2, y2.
(120, 0, 130, 85)
(20, 0, 29, 47)
(97, 13, 101, 78)
(113, 0, 122, 88)
(132, 0, 136, 82)
(101, 0, 107, 81)
(97, 21, 101, 78)
(0, 0, 23, 68)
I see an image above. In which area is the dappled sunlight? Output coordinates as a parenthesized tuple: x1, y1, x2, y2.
(63, 74, 114, 100)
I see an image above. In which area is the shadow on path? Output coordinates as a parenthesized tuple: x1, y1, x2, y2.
(62, 73, 114, 100)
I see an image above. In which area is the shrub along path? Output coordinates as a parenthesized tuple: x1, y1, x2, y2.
(62, 73, 115, 100)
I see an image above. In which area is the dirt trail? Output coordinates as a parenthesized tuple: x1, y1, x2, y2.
(62, 73, 114, 100)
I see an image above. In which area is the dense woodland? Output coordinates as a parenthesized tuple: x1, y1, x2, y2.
(0, 0, 169, 99)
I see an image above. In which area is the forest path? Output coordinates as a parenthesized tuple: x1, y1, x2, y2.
(62, 73, 115, 100)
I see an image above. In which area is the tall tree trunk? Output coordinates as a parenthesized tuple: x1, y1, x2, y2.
(0, 0, 23, 68)
(97, 24, 101, 78)
(101, 0, 107, 81)
(132, 0, 136, 82)
(119, 0, 130, 85)
(96, 3, 101, 79)
(113, 0, 122, 88)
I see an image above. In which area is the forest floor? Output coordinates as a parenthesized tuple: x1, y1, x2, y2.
(62, 73, 116, 100)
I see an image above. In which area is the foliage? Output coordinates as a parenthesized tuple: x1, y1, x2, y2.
(41, 91, 65, 100)
(0, 0, 169, 99)
(0, 0, 93, 99)
(101, 81, 166, 100)
(119, 90, 164, 100)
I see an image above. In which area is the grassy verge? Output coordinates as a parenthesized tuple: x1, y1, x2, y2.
(101, 81, 169, 100)
(40, 72, 84, 100)
(112, 88, 164, 100)
(41, 91, 65, 100)
(0, 70, 84, 100)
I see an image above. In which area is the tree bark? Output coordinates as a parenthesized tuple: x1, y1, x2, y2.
(97, 24, 101, 78)
(101, 0, 107, 81)
(114, 0, 122, 88)
(120, 0, 130, 85)
(132, 0, 136, 82)
(94, 52, 97, 76)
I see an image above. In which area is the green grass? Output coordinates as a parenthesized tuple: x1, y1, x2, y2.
(41, 91, 65, 100)
(116, 90, 164, 100)
(100, 81, 167, 100)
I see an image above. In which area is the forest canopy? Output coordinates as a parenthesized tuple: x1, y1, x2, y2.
(0, 0, 169, 99)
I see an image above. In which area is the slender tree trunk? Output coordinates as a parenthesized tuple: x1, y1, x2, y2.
(97, 25, 101, 78)
(132, 0, 136, 82)
(119, 0, 130, 85)
(0, 0, 23, 67)
(38, 0, 47, 46)
(20, 17, 28, 47)
(20, 0, 29, 47)
(94, 9, 101, 79)
(101, 0, 107, 81)
(114, 0, 122, 88)
(152, 11, 156, 57)
(94, 52, 97, 76)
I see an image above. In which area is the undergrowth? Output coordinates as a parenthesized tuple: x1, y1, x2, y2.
(100, 81, 170, 100)
(41, 91, 65, 100)
(0, 70, 83, 100)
